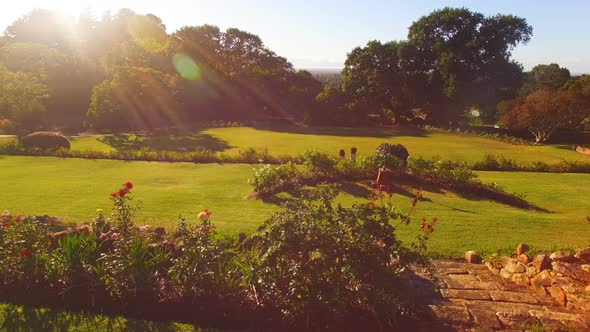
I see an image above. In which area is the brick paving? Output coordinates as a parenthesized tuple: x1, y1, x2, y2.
(415, 260, 590, 331)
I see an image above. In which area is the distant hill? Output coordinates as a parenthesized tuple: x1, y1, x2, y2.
(303, 68, 342, 86)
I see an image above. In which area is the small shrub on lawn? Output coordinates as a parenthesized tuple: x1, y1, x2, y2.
(376, 143, 410, 167)
(20, 132, 71, 151)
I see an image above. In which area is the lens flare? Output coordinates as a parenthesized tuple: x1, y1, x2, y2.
(172, 54, 200, 80)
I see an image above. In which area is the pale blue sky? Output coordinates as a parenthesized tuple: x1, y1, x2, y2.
(1, 0, 589, 73)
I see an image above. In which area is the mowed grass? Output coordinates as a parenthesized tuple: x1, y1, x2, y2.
(0, 156, 275, 234)
(0, 155, 588, 257)
(1, 126, 588, 165)
(203, 126, 588, 164)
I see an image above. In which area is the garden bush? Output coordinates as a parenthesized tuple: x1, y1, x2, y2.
(471, 154, 590, 173)
(361, 151, 405, 172)
(248, 162, 300, 194)
(376, 143, 410, 167)
(20, 132, 71, 151)
(302, 150, 337, 175)
(408, 157, 478, 183)
(0, 212, 52, 288)
(247, 185, 432, 330)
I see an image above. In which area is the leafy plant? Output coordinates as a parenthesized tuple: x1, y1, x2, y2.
(48, 233, 98, 284)
(247, 185, 432, 329)
(248, 162, 299, 194)
(0, 213, 51, 287)
(302, 150, 337, 175)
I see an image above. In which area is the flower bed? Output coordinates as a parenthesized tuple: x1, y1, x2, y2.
(0, 182, 434, 331)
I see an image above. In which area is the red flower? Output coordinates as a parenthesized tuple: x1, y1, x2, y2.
(203, 226, 211, 233)
(118, 189, 127, 197)
(111, 192, 117, 198)
(15, 216, 23, 222)
(125, 182, 133, 190)
(2, 221, 9, 228)
(21, 250, 31, 257)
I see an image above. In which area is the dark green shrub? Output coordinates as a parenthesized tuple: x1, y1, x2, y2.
(248, 162, 300, 193)
(248, 186, 431, 329)
(409, 157, 478, 183)
(20, 132, 70, 151)
(361, 152, 405, 172)
(302, 150, 337, 175)
(376, 143, 410, 167)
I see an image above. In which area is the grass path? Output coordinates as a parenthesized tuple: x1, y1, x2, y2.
(0, 155, 588, 257)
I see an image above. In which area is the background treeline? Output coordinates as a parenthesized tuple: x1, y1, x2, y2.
(0, 7, 588, 141)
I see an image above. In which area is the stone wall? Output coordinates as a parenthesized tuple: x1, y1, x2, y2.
(483, 245, 590, 312)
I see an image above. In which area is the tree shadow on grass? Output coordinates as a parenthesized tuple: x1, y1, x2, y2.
(337, 181, 434, 203)
(98, 132, 232, 152)
(252, 124, 429, 138)
(259, 175, 549, 213)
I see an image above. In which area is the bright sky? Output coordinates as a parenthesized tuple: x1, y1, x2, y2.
(1, 0, 589, 73)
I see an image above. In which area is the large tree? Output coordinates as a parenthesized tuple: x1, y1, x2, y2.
(520, 63, 571, 95)
(499, 88, 589, 143)
(87, 66, 180, 131)
(0, 65, 48, 131)
(341, 40, 409, 124)
(403, 7, 532, 123)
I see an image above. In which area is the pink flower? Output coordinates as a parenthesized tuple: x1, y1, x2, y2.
(198, 211, 208, 220)
(99, 233, 109, 241)
(203, 226, 211, 233)
(15, 216, 23, 222)
(1, 210, 10, 218)
(139, 225, 150, 232)
(110, 233, 120, 240)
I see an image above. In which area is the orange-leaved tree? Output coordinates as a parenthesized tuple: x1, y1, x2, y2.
(498, 88, 589, 143)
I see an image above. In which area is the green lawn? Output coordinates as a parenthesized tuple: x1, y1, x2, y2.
(202, 126, 588, 164)
(0, 155, 588, 257)
(2, 126, 588, 165)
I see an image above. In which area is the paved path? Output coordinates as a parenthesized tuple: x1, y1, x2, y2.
(415, 260, 590, 331)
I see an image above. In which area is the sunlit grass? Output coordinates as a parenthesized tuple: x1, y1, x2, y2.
(1, 126, 587, 165)
(0, 155, 588, 257)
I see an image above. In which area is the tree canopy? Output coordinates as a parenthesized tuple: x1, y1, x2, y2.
(0, 6, 586, 139)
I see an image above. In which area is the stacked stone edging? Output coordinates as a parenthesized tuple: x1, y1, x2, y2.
(483, 245, 590, 312)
